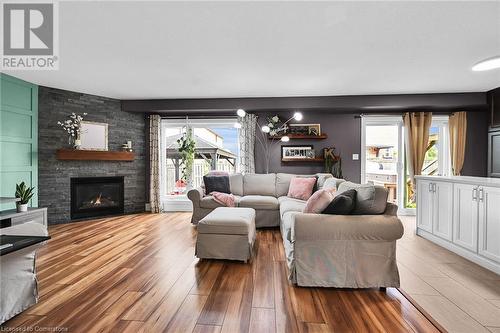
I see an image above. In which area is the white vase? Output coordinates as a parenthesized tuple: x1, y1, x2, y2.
(16, 203, 28, 212)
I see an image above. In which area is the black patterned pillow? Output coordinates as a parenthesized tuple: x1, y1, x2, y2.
(322, 189, 357, 215)
(203, 175, 230, 194)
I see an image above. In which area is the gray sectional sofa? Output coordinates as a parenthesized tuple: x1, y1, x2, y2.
(188, 173, 404, 288)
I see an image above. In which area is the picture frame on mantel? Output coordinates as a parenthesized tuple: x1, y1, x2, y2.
(80, 121, 108, 151)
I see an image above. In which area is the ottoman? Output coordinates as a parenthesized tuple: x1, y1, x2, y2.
(196, 207, 256, 262)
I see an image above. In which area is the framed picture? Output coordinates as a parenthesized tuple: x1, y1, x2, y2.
(288, 124, 321, 136)
(80, 121, 108, 151)
(281, 145, 314, 160)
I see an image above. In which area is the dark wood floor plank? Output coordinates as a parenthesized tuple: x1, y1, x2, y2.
(165, 294, 208, 333)
(317, 289, 378, 332)
(220, 267, 253, 333)
(252, 239, 275, 308)
(190, 261, 224, 296)
(198, 264, 250, 326)
(144, 260, 205, 332)
(273, 261, 301, 333)
(291, 287, 326, 324)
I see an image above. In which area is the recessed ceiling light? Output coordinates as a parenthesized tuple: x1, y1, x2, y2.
(472, 56, 500, 71)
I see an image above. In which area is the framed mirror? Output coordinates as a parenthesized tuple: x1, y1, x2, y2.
(80, 121, 108, 151)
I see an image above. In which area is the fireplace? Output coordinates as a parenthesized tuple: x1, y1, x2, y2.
(70, 176, 124, 219)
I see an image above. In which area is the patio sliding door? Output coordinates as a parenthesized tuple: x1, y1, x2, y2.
(361, 116, 405, 212)
(361, 115, 451, 215)
(160, 118, 239, 212)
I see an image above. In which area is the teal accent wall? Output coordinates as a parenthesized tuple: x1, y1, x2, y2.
(0, 74, 38, 210)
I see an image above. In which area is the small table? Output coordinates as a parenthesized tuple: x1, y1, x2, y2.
(0, 235, 50, 256)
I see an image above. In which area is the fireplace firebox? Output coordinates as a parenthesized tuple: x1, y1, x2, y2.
(70, 176, 124, 219)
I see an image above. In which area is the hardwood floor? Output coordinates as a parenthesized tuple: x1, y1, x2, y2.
(2, 213, 439, 333)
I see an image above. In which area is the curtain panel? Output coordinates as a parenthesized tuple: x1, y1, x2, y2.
(403, 112, 433, 186)
(149, 114, 161, 213)
(449, 112, 467, 176)
(239, 113, 257, 174)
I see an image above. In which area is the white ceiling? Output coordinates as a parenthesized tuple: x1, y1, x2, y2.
(6, 1, 500, 99)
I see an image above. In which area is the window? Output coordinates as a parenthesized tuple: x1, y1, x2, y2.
(160, 118, 239, 211)
(404, 116, 451, 208)
(362, 115, 451, 214)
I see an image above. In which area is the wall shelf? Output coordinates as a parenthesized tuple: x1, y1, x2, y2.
(281, 157, 325, 163)
(56, 149, 135, 161)
(269, 134, 328, 140)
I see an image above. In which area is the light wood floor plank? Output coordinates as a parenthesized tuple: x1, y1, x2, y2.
(249, 307, 276, 333)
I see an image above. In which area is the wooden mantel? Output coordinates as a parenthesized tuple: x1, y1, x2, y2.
(56, 149, 135, 161)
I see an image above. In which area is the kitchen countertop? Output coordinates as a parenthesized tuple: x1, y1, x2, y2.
(415, 175, 500, 187)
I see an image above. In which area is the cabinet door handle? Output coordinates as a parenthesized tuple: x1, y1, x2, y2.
(432, 183, 437, 193)
(479, 188, 484, 202)
(429, 183, 433, 192)
(472, 187, 478, 201)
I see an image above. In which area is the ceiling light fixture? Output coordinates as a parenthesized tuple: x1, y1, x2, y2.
(281, 136, 290, 142)
(472, 56, 500, 71)
(261, 125, 271, 133)
(237, 108, 246, 117)
(293, 112, 303, 121)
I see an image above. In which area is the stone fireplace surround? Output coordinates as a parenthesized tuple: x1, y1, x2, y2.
(38, 86, 146, 224)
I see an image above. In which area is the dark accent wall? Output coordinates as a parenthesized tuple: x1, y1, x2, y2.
(38, 87, 146, 224)
(254, 112, 362, 182)
(462, 111, 489, 177)
(253, 110, 489, 181)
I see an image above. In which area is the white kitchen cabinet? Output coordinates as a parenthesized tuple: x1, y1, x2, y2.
(478, 186, 500, 263)
(415, 175, 500, 275)
(433, 181, 453, 241)
(453, 183, 478, 252)
(417, 179, 434, 232)
(416, 180, 453, 241)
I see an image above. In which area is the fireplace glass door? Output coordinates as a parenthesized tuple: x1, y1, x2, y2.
(71, 177, 124, 219)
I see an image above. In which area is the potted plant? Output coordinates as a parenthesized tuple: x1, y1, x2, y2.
(15, 182, 35, 212)
(177, 128, 196, 189)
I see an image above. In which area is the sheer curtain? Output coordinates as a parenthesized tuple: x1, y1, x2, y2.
(149, 114, 161, 213)
(403, 112, 433, 188)
(238, 113, 257, 174)
(449, 112, 467, 176)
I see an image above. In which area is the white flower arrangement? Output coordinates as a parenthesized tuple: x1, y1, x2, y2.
(266, 114, 283, 137)
(57, 112, 87, 137)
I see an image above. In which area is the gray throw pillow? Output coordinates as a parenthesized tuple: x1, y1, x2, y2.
(337, 182, 388, 215)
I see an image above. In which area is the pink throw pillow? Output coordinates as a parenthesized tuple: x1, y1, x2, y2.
(287, 177, 317, 201)
(210, 191, 236, 207)
(303, 189, 337, 213)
